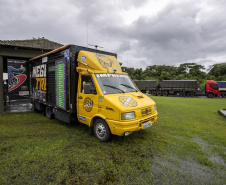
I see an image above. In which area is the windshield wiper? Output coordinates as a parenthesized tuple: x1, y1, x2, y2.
(120, 84, 138, 92)
(103, 84, 125, 93)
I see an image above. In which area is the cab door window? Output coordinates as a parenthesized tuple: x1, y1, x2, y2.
(81, 75, 96, 94)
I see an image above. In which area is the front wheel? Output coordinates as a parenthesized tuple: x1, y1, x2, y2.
(207, 93, 214, 98)
(93, 119, 111, 142)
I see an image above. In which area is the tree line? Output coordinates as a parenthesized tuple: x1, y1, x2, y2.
(121, 62, 226, 89)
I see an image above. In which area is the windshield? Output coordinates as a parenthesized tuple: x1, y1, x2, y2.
(210, 84, 219, 90)
(95, 73, 138, 95)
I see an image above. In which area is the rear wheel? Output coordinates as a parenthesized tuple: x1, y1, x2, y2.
(45, 106, 53, 119)
(157, 91, 162, 96)
(93, 119, 111, 142)
(187, 91, 194, 97)
(162, 91, 168, 96)
(152, 91, 157, 96)
(190, 91, 194, 97)
(180, 92, 185, 97)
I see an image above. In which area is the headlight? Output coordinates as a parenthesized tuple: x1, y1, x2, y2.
(121, 112, 135, 120)
(154, 105, 157, 111)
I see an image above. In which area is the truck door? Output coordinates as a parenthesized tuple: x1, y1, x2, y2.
(77, 75, 99, 125)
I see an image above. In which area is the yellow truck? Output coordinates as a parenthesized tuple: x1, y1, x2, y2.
(30, 45, 158, 142)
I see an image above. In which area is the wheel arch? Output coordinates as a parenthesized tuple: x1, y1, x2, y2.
(90, 114, 106, 127)
(207, 92, 214, 98)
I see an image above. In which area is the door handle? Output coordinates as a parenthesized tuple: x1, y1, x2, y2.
(78, 96, 83, 99)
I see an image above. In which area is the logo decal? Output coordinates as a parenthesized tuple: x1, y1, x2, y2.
(96, 53, 114, 72)
(8, 74, 27, 92)
(119, 96, 138, 107)
(83, 97, 93, 112)
(79, 116, 86, 122)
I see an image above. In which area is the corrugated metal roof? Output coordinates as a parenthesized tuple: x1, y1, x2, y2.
(0, 38, 63, 50)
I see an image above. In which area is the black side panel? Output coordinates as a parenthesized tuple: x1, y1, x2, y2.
(55, 109, 77, 124)
(30, 58, 46, 104)
(47, 50, 70, 109)
(31, 48, 70, 110)
(47, 62, 56, 105)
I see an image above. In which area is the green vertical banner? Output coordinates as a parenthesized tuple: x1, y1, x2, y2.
(55, 59, 66, 110)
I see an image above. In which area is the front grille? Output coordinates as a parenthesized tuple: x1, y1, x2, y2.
(140, 118, 151, 124)
(141, 107, 152, 117)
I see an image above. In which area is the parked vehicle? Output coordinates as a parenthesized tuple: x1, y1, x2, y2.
(134, 80, 219, 98)
(159, 80, 198, 97)
(30, 45, 158, 142)
(133, 80, 158, 94)
(216, 81, 226, 97)
(205, 80, 219, 98)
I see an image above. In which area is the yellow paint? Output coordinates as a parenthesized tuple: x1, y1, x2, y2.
(36, 78, 46, 91)
(76, 51, 158, 137)
(77, 51, 122, 73)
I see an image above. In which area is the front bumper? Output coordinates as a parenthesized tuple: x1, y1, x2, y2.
(106, 111, 158, 136)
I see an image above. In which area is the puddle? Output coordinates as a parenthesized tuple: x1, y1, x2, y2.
(4, 99, 32, 113)
(193, 137, 225, 166)
(152, 137, 226, 184)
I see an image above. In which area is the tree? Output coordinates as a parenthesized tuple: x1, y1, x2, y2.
(207, 63, 226, 80)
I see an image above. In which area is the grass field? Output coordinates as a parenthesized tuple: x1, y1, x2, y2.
(0, 97, 225, 184)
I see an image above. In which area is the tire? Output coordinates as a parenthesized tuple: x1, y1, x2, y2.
(187, 92, 194, 97)
(152, 91, 157, 96)
(207, 93, 214, 98)
(180, 92, 185, 97)
(190, 91, 194, 97)
(93, 119, 111, 142)
(42, 109, 46, 116)
(157, 91, 162, 96)
(163, 91, 168, 96)
(45, 106, 53, 119)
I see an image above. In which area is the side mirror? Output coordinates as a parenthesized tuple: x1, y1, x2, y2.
(84, 84, 97, 94)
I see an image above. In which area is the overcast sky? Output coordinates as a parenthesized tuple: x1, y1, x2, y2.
(1, 0, 226, 70)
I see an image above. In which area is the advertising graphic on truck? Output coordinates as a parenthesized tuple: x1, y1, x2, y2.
(30, 45, 158, 142)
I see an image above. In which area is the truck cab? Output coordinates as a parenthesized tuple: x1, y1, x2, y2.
(76, 51, 158, 141)
(205, 80, 219, 98)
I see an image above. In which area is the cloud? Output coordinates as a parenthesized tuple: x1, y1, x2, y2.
(0, 0, 226, 70)
(115, 0, 226, 69)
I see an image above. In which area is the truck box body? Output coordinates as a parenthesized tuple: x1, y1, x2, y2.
(216, 81, 226, 90)
(29, 45, 158, 141)
(158, 80, 198, 96)
(216, 81, 226, 97)
(160, 80, 198, 89)
(134, 80, 158, 92)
